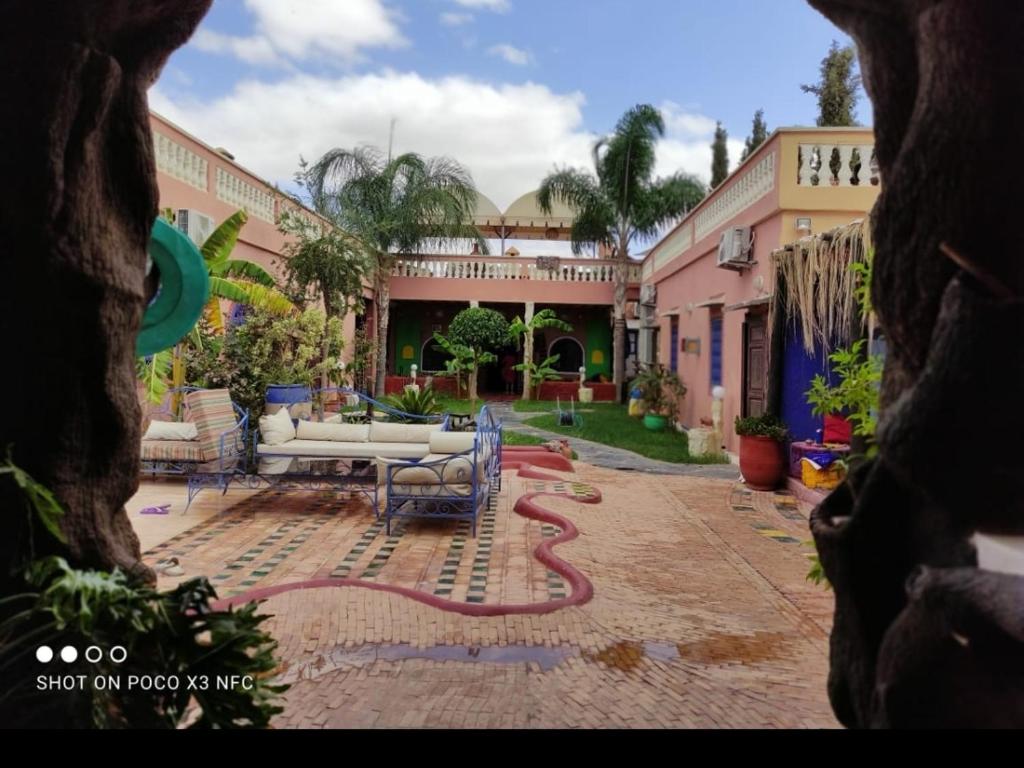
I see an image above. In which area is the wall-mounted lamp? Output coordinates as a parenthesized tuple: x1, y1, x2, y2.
(796, 217, 812, 232)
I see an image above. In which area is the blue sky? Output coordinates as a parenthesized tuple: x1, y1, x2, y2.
(153, 0, 866, 219)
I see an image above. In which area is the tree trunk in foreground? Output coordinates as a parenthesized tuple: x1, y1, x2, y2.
(612, 247, 628, 400)
(373, 265, 391, 398)
(0, 0, 212, 589)
(807, 0, 1024, 728)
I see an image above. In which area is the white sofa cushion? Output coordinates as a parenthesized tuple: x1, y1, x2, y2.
(295, 421, 370, 442)
(258, 440, 430, 460)
(259, 407, 295, 446)
(378, 453, 484, 486)
(428, 431, 476, 455)
(143, 420, 198, 441)
(381, 460, 445, 486)
(423, 453, 482, 484)
(369, 421, 443, 444)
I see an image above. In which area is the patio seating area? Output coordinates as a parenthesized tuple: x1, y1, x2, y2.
(141, 387, 505, 535)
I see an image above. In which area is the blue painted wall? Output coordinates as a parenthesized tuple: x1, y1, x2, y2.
(779, 323, 831, 443)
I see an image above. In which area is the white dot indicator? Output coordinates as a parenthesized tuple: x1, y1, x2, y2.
(85, 646, 103, 663)
(60, 645, 78, 663)
(36, 645, 54, 663)
(110, 646, 127, 664)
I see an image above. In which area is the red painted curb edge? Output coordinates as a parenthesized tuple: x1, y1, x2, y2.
(211, 465, 599, 617)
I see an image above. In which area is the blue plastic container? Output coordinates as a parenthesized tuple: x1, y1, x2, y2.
(265, 384, 312, 420)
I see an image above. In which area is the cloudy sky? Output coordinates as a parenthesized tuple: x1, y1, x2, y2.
(152, 0, 864, 252)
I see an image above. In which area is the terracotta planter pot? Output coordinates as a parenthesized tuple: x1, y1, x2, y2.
(739, 435, 785, 490)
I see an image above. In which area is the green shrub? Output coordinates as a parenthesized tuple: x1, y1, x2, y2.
(734, 412, 788, 441)
(382, 386, 439, 422)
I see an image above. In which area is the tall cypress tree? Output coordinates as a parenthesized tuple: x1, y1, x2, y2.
(710, 121, 729, 188)
(801, 41, 861, 127)
(740, 109, 768, 161)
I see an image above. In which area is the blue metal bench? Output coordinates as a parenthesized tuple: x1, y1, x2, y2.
(381, 404, 502, 536)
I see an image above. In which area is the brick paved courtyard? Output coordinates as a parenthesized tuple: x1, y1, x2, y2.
(130, 462, 837, 728)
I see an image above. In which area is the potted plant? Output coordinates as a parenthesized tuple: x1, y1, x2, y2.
(734, 413, 789, 490)
(630, 365, 687, 432)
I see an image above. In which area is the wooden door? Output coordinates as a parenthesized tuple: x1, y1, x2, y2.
(743, 312, 768, 417)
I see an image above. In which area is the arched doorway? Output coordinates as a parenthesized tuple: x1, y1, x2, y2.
(548, 336, 584, 374)
(420, 337, 449, 373)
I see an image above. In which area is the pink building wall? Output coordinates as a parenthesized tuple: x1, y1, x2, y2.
(656, 214, 781, 450)
(644, 127, 879, 454)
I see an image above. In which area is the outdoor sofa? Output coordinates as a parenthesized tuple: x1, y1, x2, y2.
(254, 391, 502, 534)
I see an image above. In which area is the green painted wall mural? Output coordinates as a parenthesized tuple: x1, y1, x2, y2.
(585, 315, 612, 380)
(393, 314, 421, 376)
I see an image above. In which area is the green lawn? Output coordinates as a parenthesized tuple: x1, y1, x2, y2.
(501, 429, 579, 459)
(511, 399, 562, 413)
(502, 431, 547, 447)
(521, 403, 729, 465)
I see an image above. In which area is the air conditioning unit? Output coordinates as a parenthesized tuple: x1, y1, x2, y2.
(175, 209, 216, 247)
(639, 283, 657, 306)
(717, 226, 754, 270)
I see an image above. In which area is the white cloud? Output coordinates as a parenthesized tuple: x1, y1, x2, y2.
(488, 43, 531, 66)
(655, 102, 746, 184)
(440, 12, 473, 26)
(194, 0, 406, 67)
(149, 72, 737, 219)
(150, 72, 591, 211)
(660, 101, 717, 138)
(453, 0, 510, 11)
(193, 29, 287, 68)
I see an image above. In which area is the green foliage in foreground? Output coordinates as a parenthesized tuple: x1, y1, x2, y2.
(0, 455, 286, 729)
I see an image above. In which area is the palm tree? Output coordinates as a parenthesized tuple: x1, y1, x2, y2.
(200, 209, 294, 333)
(508, 308, 571, 401)
(305, 147, 485, 396)
(538, 104, 706, 397)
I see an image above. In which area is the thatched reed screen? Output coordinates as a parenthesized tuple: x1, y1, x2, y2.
(770, 219, 872, 354)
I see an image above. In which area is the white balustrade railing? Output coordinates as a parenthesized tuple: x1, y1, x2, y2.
(798, 143, 878, 187)
(215, 167, 276, 223)
(694, 151, 776, 242)
(153, 132, 208, 191)
(392, 257, 642, 284)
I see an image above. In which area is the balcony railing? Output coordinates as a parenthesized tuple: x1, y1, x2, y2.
(798, 142, 878, 187)
(392, 256, 643, 284)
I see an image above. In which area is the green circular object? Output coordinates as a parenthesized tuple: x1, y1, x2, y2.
(136, 217, 210, 357)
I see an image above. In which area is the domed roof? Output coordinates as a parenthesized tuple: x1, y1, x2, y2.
(472, 189, 576, 241)
(472, 192, 503, 222)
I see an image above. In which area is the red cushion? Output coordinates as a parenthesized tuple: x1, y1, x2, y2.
(824, 413, 852, 444)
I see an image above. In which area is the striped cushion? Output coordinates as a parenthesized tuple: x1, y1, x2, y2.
(140, 440, 204, 462)
(185, 389, 239, 462)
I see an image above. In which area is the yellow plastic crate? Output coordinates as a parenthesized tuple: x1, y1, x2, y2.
(801, 457, 846, 490)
